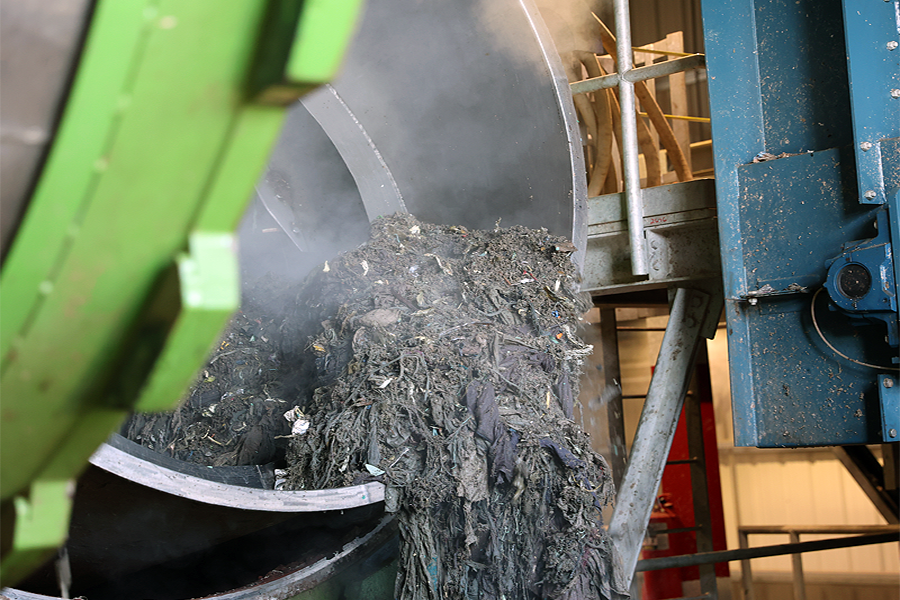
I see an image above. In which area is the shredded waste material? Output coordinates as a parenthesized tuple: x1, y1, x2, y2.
(284, 214, 625, 599)
(126, 213, 626, 600)
(123, 282, 309, 467)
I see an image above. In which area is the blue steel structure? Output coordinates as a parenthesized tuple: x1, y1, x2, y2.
(701, 0, 899, 447)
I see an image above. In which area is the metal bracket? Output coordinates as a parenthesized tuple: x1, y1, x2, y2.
(583, 179, 720, 295)
(132, 232, 240, 413)
(824, 207, 898, 348)
(879, 375, 899, 442)
(0, 480, 73, 585)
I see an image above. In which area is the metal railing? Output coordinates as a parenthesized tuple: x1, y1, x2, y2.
(738, 525, 900, 600)
(568, 0, 705, 277)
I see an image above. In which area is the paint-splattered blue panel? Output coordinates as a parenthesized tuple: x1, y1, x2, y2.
(733, 152, 888, 446)
(755, 0, 852, 154)
(740, 295, 886, 447)
(702, 0, 897, 447)
(737, 149, 879, 293)
(842, 0, 900, 206)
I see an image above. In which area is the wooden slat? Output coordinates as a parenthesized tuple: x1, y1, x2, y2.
(663, 31, 692, 173)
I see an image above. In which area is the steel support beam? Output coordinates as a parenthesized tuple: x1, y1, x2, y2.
(833, 446, 899, 524)
(599, 308, 627, 490)
(608, 287, 711, 583)
(739, 529, 753, 600)
(883, 443, 899, 494)
(685, 373, 717, 598)
(789, 531, 807, 600)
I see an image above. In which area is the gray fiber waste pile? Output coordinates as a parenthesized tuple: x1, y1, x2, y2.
(283, 214, 625, 600)
(125, 213, 627, 600)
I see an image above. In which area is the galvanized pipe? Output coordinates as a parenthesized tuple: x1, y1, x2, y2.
(739, 529, 754, 600)
(738, 524, 898, 600)
(740, 525, 900, 535)
(608, 287, 710, 582)
(612, 0, 648, 275)
(569, 54, 706, 96)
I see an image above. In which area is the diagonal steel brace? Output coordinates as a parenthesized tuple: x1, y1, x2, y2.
(608, 286, 711, 584)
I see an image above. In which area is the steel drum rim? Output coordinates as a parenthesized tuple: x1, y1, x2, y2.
(87, 437, 385, 512)
(1, 515, 398, 600)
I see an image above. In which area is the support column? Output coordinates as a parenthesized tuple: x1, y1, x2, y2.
(608, 287, 711, 583)
(599, 307, 627, 490)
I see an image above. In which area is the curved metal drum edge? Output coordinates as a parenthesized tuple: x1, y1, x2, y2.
(518, 0, 589, 276)
(272, 0, 586, 276)
(89, 440, 385, 512)
(2, 516, 398, 600)
(196, 516, 397, 600)
(301, 85, 407, 220)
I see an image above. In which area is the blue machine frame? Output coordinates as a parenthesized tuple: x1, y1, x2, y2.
(701, 0, 899, 447)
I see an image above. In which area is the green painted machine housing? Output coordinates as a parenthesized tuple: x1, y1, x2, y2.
(0, 0, 363, 584)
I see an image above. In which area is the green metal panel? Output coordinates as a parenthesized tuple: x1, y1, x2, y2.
(288, 0, 366, 83)
(1, 0, 363, 584)
(0, 480, 73, 585)
(1, 0, 273, 504)
(0, 0, 151, 358)
(132, 232, 242, 413)
(248, 0, 366, 105)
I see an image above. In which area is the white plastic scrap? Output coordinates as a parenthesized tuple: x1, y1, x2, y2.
(365, 463, 386, 476)
(292, 419, 310, 436)
(424, 253, 452, 275)
(274, 468, 288, 490)
(283, 406, 310, 436)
